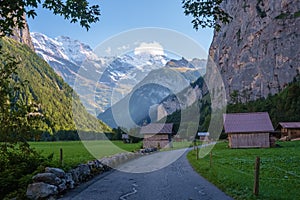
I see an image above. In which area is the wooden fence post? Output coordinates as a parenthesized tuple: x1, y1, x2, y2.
(253, 156, 260, 196)
(60, 148, 63, 167)
(210, 151, 212, 168)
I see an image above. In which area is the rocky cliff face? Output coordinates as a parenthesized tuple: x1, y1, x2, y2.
(209, 0, 300, 102)
(10, 14, 34, 50)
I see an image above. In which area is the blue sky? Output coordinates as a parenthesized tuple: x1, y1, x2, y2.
(28, 0, 213, 55)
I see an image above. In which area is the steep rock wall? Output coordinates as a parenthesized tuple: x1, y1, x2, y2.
(209, 0, 300, 101)
(10, 14, 34, 50)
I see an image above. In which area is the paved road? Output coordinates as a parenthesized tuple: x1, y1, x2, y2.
(60, 149, 232, 200)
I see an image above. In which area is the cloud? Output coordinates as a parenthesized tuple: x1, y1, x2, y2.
(117, 45, 130, 51)
(134, 42, 165, 56)
(105, 47, 111, 55)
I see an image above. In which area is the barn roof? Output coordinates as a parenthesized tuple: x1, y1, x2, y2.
(277, 122, 300, 129)
(140, 123, 173, 134)
(223, 112, 274, 133)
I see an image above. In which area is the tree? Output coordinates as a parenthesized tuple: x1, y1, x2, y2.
(0, 47, 37, 144)
(229, 90, 239, 104)
(182, 0, 232, 31)
(0, 2, 100, 197)
(0, 0, 100, 36)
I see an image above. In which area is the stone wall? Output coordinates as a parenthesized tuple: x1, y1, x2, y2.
(26, 151, 151, 200)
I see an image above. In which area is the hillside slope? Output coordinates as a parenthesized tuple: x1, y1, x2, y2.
(0, 37, 111, 136)
(164, 77, 300, 136)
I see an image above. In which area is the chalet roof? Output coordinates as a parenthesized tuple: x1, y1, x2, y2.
(140, 123, 173, 134)
(277, 122, 300, 129)
(223, 112, 274, 133)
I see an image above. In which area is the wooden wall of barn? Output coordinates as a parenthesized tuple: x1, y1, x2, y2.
(228, 133, 270, 148)
(143, 134, 170, 149)
(281, 129, 300, 139)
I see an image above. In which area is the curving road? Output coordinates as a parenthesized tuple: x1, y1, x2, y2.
(60, 148, 232, 200)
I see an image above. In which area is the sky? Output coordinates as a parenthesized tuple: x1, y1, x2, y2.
(27, 0, 214, 57)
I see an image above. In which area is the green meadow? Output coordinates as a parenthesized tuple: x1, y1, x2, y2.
(29, 141, 142, 170)
(187, 141, 300, 200)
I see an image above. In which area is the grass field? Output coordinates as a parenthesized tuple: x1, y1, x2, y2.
(30, 141, 142, 170)
(187, 141, 300, 200)
(160, 140, 194, 151)
(29, 140, 193, 170)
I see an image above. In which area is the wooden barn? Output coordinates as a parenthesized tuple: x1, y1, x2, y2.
(197, 132, 210, 141)
(223, 112, 274, 148)
(276, 122, 300, 140)
(141, 123, 173, 149)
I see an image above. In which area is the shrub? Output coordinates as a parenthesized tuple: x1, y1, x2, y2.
(0, 143, 53, 199)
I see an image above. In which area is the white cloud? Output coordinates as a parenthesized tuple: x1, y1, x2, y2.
(105, 47, 111, 55)
(117, 45, 130, 51)
(134, 42, 165, 56)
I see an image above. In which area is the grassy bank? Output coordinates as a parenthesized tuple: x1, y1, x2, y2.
(187, 141, 300, 200)
(30, 140, 142, 170)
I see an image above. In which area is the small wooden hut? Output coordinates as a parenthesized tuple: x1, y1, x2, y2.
(223, 112, 274, 148)
(197, 132, 210, 141)
(141, 123, 173, 149)
(276, 122, 300, 140)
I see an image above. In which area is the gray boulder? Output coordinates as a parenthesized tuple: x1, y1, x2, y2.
(77, 164, 91, 181)
(69, 168, 80, 183)
(32, 173, 61, 186)
(65, 172, 75, 189)
(58, 179, 67, 193)
(45, 167, 65, 178)
(26, 182, 58, 200)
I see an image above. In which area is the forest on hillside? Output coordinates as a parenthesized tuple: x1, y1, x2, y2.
(0, 38, 111, 141)
(165, 76, 300, 137)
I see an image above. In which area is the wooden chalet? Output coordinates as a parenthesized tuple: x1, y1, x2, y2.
(276, 122, 300, 140)
(141, 123, 173, 149)
(197, 132, 210, 141)
(223, 112, 274, 148)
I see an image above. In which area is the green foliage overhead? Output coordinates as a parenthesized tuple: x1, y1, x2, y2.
(0, 0, 100, 36)
(0, 37, 111, 137)
(182, 0, 232, 31)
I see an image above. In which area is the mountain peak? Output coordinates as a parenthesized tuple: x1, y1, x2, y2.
(31, 32, 98, 65)
(10, 14, 34, 50)
(166, 57, 189, 67)
(31, 32, 207, 118)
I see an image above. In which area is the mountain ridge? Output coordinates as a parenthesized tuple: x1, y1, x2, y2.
(31, 32, 207, 118)
(1, 37, 111, 137)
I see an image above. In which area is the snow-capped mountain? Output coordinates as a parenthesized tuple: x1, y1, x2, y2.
(31, 32, 98, 65)
(31, 32, 108, 114)
(31, 32, 206, 123)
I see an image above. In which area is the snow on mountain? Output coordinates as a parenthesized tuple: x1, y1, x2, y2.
(31, 32, 206, 121)
(31, 32, 98, 65)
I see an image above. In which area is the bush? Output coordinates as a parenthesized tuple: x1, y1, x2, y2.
(0, 142, 53, 199)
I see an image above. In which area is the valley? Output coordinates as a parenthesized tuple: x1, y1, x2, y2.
(1, 0, 300, 199)
(31, 32, 207, 128)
